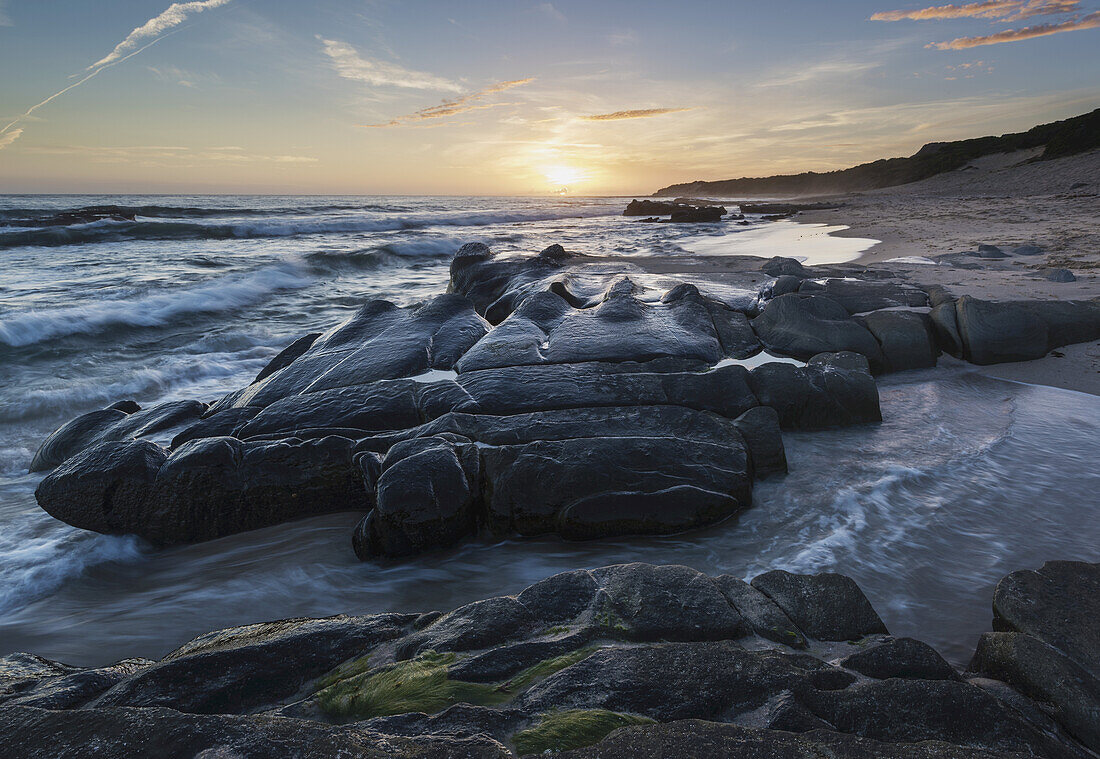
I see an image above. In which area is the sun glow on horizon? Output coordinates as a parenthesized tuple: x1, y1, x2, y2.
(543, 164, 588, 187)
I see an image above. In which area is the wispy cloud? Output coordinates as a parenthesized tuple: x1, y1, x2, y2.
(871, 0, 1078, 21)
(90, 0, 232, 71)
(147, 64, 217, 88)
(537, 3, 567, 22)
(608, 29, 639, 46)
(874, 1, 1028, 21)
(319, 38, 462, 92)
(364, 78, 535, 127)
(0, 0, 11, 26)
(21, 144, 316, 166)
(0, 128, 23, 150)
(756, 59, 881, 87)
(580, 107, 693, 121)
(928, 9, 1100, 47)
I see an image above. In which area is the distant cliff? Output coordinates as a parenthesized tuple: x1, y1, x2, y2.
(653, 107, 1100, 198)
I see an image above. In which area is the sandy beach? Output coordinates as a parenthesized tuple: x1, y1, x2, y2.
(630, 148, 1100, 394)
(801, 148, 1100, 394)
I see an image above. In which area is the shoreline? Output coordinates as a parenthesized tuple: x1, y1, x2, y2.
(784, 148, 1100, 395)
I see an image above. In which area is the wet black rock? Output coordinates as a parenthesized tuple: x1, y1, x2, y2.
(0, 656, 152, 710)
(210, 294, 489, 412)
(254, 332, 322, 383)
(35, 440, 168, 538)
(94, 613, 412, 714)
(36, 434, 368, 546)
(746, 356, 882, 429)
(454, 281, 757, 372)
(666, 206, 725, 223)
(553, 720, 1016, 759)
(761, 256, 808, 278)
(750, 569, 888, 641)
(7, 561, 1098, 758)
(1043, 268, 1076, 282)
(953, 296, 1100, 364)
(1013, 245, 1043, 256)
(970, 561, 1100, 751)
(858, 310, 938, 373)
(732, 405, 787, 478)
(354, 436, 480, 559)
(622, 199, 683, 216)
(752, 295, 885, 371)
(839, 637, 959, 681)
(796, 278, 929, 314)
(973, 244, 1007, 259)
(30, 400, 205, 472)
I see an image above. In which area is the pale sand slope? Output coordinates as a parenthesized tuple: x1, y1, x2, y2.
(616, 150, 1099, 393)
(790, 148, 1100, 395)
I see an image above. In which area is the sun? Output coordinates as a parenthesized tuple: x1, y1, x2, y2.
(543, 165, 586, 187)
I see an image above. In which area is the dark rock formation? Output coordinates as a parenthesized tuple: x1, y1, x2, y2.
(665, 206, 725, 223)
(32, 243, 1100, 558)
(857, 310, 939, 373)
(5, 561, 1098, 758)
(796, 278, 929, 314)
(622, 199, 683, 216)
(1013, 245, 1043, 256)
(1044, 268, 1076, 282)
(37, 435, 367, 546)
(761, 256, 808, 278)
(953, 296, 1100, 364)
(970, 561, 1100, 751)
(30, 400, 204, 472)
(972, 244, 1007, 259)
(752, 294, 885, 371)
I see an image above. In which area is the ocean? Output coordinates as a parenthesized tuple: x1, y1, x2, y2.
(1, 195, 1097, 668)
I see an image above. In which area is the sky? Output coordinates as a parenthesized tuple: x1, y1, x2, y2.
(0, 0, 1098, 195)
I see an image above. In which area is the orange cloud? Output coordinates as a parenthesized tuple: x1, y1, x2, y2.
(580, 108, 693, 121)
(871, 0, 1079, 21)
(872, 1, 1023, 21)
(362, 78, 534, 128)
(927, 9, 1100, 47)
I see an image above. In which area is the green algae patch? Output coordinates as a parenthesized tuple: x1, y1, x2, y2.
(314, 654, 372, 693)
(511, 709, 654, 754)
(316, 651, 508, 720)
(505, 646, 598, 692)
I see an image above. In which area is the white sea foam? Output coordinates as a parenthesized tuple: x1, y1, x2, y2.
(0, 516, 146, 615)
(0, 264, 312, 348)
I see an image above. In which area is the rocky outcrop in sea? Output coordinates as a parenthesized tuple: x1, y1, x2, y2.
(29, 243, 1100, 560)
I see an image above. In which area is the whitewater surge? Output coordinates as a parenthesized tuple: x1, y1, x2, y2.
(0, 264, 313, 348)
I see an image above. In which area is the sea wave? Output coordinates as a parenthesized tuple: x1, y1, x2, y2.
(304, 237, 463, 271)
(0, 264, 312, 348)
(0, 207, 613, 249)
(0, 514, 146, 615)
(0, 202, 413, 225)
(3, 349, 270, 423)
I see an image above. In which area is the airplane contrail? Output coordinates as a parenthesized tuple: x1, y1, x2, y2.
(0, 1, 232, 150)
